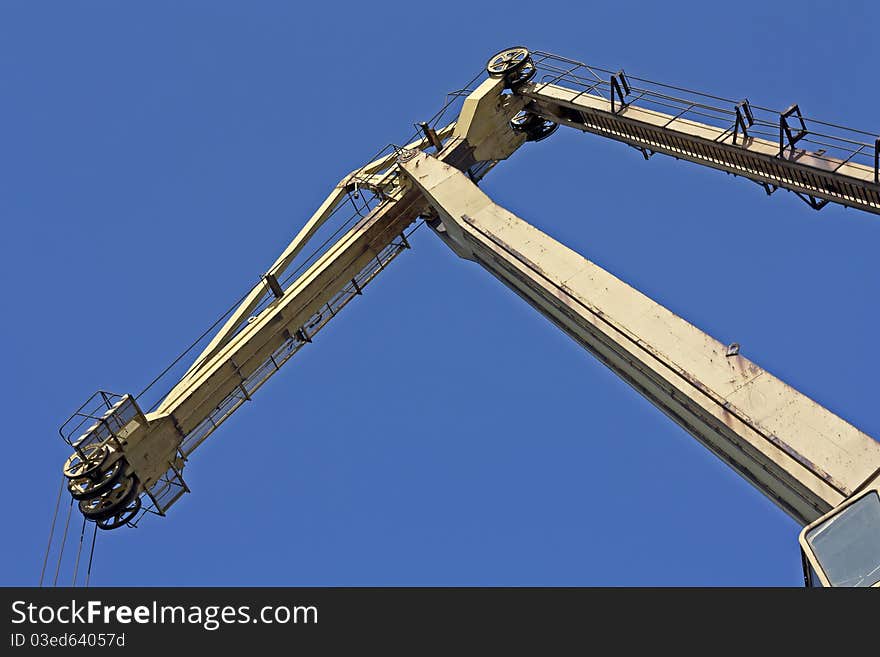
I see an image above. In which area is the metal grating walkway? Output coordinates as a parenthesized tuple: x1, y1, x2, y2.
(521, 51, 880, 215)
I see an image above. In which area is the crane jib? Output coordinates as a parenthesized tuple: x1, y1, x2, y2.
(51, 46, 880, 589)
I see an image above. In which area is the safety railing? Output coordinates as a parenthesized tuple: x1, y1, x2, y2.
(529, 50, 880, 184)
(177, 233, 411, 459)
(59, 391, 144, 452)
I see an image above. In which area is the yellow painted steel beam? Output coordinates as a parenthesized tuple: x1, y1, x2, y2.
(64, 48, 880, 575)
(400, 151, 880, 526)
(521, 82, 880, 214)
(176, 123, 459, 390)
(104, 79, 524, 507)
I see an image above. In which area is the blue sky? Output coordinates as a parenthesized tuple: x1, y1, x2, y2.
(2, 1, 878, 586)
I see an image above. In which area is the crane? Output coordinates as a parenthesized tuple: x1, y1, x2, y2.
(56, 47, 880, 587)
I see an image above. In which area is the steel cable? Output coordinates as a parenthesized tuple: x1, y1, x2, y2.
(52, 497, 74, 587)
(71, 515, 87, 586)
(85, 523, 98, 587)
(39, 476, 65, 586)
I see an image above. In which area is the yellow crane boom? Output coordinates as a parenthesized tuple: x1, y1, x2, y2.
(57, 47, 880, 586)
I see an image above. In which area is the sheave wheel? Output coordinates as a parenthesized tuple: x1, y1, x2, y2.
(78, 474, 138, 520)
(63, 443, 108, 480)
(96, 496, 142, 531)
(486, 47, 530, 77)
(67, 458, 124, 500)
